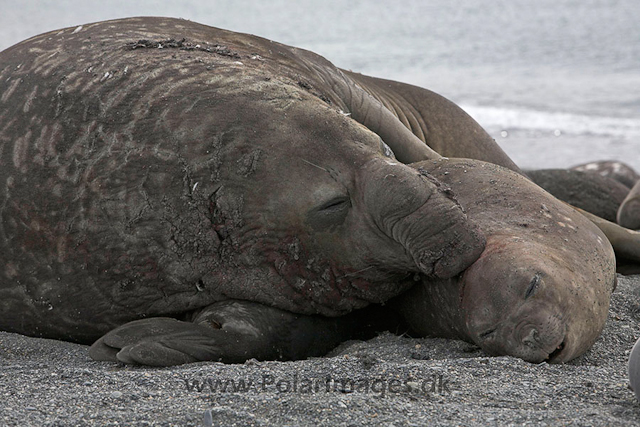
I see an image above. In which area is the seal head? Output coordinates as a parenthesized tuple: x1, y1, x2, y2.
(462, 237, 610, 363)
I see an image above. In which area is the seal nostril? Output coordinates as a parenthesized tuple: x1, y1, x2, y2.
(522, 328, 539, 347)
(547, 340, 566, 362)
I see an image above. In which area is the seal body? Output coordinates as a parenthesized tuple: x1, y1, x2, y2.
(571, 161, 640, 230)
(529, 163, 640, 231)
(0, 17, 488, 362)
(571, 160, 639, 189)
(526, 169, 630, 223)
(395, 159, 617, 363)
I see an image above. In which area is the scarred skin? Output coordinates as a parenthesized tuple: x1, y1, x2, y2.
(0, 17, 485, 358)
(396, 159, 617, 363)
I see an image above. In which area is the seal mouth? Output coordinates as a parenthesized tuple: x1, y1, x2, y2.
(546, 340, 566, 363)
(478, 328, 497, 341)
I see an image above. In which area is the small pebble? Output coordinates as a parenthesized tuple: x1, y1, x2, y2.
(203, 409, 213, 427)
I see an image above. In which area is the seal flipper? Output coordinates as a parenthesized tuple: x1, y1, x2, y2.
(89, 318, 213, 365)
(574, 207, 640, 265)
(618, 180, 640, 230)
(89, 300, 389, 366)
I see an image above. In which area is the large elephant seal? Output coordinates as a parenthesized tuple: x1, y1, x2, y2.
(0, 17, 488, 362)
(395, 158, 617, 363)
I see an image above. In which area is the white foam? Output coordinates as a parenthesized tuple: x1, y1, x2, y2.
(459, 103, 640, 139)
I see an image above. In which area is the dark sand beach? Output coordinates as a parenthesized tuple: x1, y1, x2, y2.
(1, 274, 639, 426)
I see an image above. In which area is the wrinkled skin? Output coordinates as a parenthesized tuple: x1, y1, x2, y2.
(395, 159, 617, 363)
(0, 17, 486, 363)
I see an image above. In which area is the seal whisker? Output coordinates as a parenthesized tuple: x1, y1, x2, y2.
(341, 266, 375, 278)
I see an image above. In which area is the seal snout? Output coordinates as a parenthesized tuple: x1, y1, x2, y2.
(512, 315, 567, 362)
(521, 327, 539, 347)
(470, 314, 567, 363)
(518, 323, 567, 362)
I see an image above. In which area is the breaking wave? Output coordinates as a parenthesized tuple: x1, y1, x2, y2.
(460, 104, 640, 139)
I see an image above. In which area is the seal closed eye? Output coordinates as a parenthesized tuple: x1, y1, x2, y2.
(307, 196, 351, 231)
(525, 274, 542, 299)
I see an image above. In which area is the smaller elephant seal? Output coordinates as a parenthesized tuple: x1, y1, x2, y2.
(393, 158, 617, 363)
(571, 160, 639, 189)
(568, 161, 640, 230)
(526, 168, 630, 223)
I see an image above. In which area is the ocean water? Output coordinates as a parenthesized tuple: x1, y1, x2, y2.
(1, 0, 638, 170)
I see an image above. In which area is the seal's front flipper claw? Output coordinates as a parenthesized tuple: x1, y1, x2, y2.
(89, 300, 367, 366)
(89, 317, 209, 365)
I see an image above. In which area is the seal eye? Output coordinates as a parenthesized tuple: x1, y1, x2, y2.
(525, 274, 542, 299)
(307, 196, 351, 231)
(319, 197, 350, 212)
